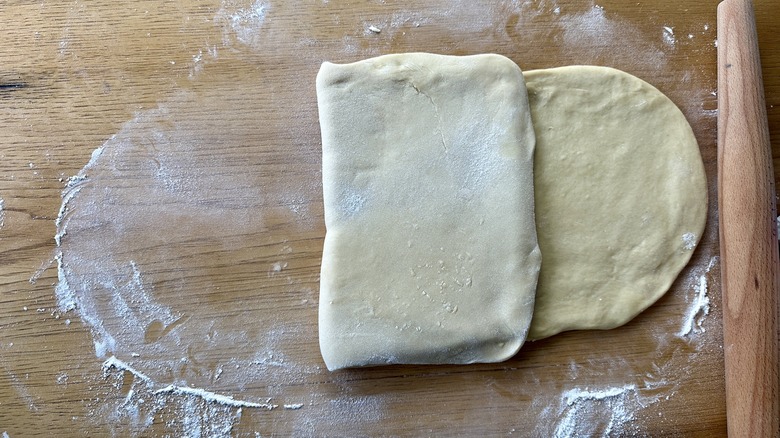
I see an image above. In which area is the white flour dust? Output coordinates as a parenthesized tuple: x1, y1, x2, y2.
(662, 26, 676, 47)
(104, 356, 277, 409)
(534, 354, 679, 438)
(215, 0, 269, 47)
(682, 232, 697, 250)
(53, 81, 321, 435)
(534, 256, 719, 436)
(0, 197, 5, 228)
(2, 364, 40, 413)
(776, 215, 780, 239)
(99, 356, 263, 435)
(499, 2, 670, 72)
(188, 46, 219, 79)
(539, 255, 719, 435)
(552, 384, 650, 437)
(678, 256, 718, 338)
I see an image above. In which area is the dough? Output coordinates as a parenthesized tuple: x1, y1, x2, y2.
(525, 66, 707, 340)
(316, 53, 541, 370)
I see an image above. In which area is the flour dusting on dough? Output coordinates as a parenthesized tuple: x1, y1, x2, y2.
(681, 232, 697, 250)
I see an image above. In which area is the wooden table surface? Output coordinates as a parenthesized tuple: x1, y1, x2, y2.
(1, 0, 778, 436)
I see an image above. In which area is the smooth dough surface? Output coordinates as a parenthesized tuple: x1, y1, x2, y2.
(317, 53, 541, 370)
(525, 66, 707, 340)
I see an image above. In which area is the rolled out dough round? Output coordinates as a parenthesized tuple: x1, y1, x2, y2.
(525, 66, 707, 340)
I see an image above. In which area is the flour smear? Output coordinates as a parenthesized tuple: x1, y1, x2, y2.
(554, 385, 645, 437)
(678, 256, 718, 338)
(0, 197, 5, 228)
(53, 72, 322, 437)
(48, 0, 718, 436)
(215, 0, 269, 47)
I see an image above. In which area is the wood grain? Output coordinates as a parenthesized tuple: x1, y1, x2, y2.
(717, 0, 780, 436)
(0, 0, 776, 436)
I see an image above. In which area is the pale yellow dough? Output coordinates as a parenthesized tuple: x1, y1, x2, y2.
(317, 53, 541, 370)
(525, 66, 707, 340)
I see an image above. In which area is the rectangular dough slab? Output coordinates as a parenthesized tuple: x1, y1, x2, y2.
(316, 53, 541, 370)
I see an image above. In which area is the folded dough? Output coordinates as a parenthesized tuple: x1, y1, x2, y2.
(525, 66, 708, 340)
(317, 53, 541, 370)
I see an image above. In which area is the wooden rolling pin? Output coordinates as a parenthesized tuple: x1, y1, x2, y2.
(717, 0, 780, 436)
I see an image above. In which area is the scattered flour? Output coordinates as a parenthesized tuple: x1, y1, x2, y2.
(678, 274, 710, 337)
(154, 385, 276, 410)
(553, 384, 658, 437)
(215, 0, 269, 47)
(52, 68, 323, 435)
(0, 197, 5, 228)
(700, 109, 718, 119)
(341, 193, 366, 216)
(3, 368, 39, 413)
(662, 25, 676, 46)
(269, 261, 288, 275)
(563, 385, 638, 406)
(502, 2, 676, 78)
(190, 50, 205, 79)
(535, 255, 719, 434)
(678, 256, 718, 337)
(100, 356, 276, 434)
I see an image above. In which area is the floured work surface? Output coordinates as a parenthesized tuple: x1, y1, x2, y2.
(0, 0, 736, 436)
(317, 53, 540, 370)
